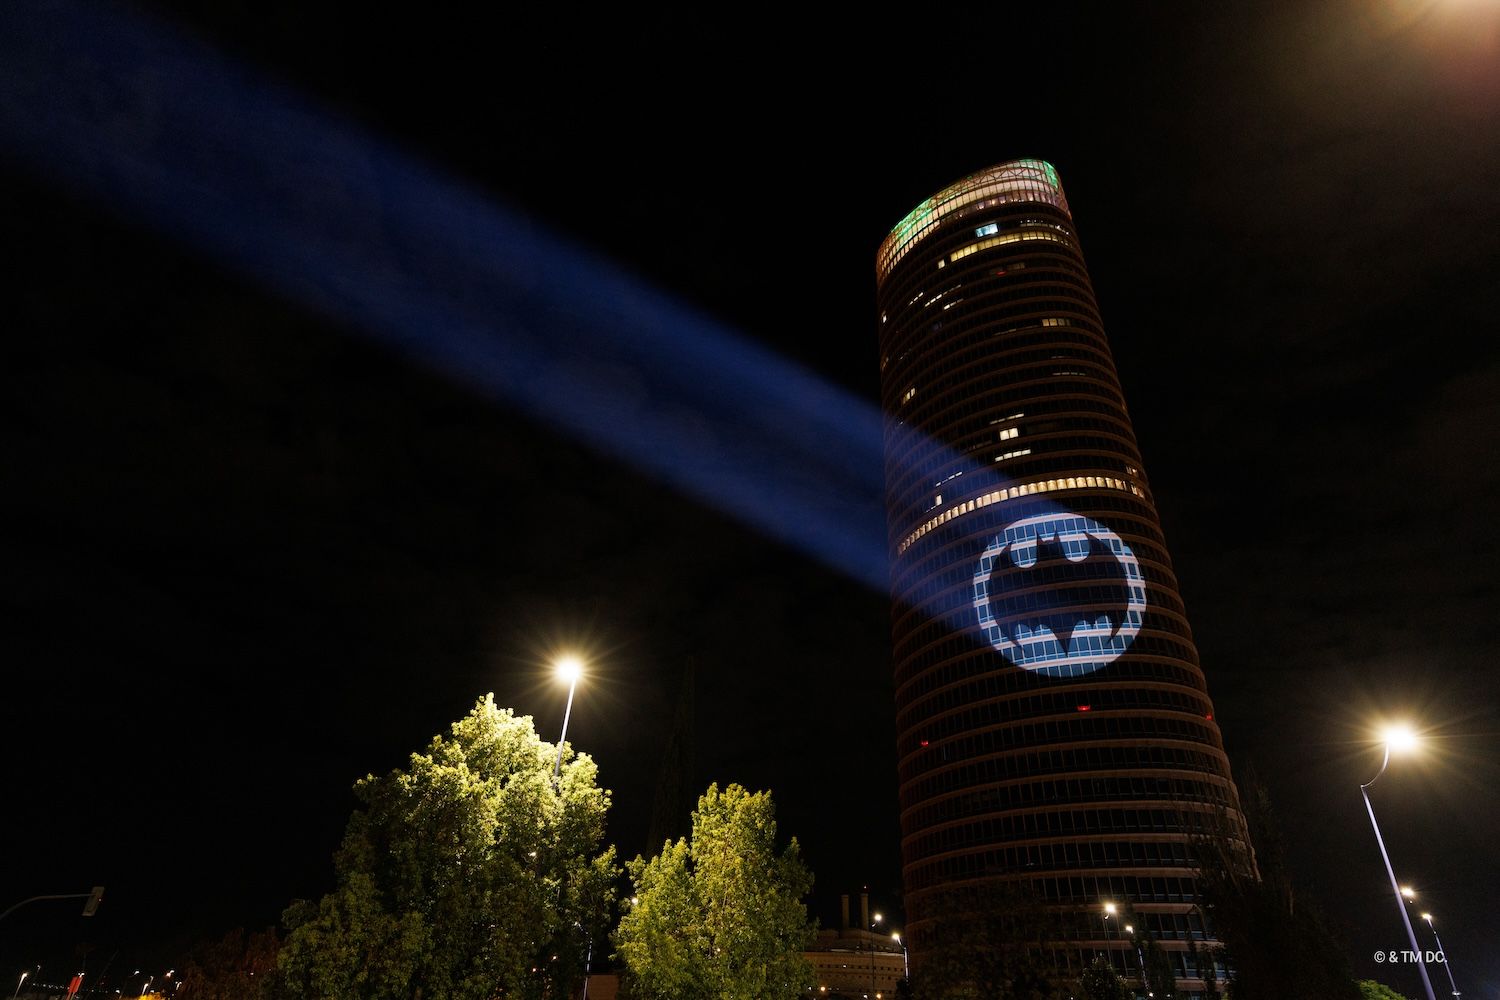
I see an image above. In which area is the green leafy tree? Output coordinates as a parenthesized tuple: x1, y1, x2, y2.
(614, 783, 815, 1000)
(278, 695, 618, 1000)
(1078, 956, 1129, 1000)
(1356, 982, 1413, 1000)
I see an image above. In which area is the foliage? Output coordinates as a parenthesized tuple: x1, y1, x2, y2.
(910, 883, 1061, 1000)
(614, 782, 816, 1000)
(277, 695, 618, 1000)
(1078, 956, 1129, 1000)
(1356, 982, 1413, 1000)
(1141, 933, 1179, 999)
(177, 927, 281, 1000)
(1192, 767, 1361, 1000)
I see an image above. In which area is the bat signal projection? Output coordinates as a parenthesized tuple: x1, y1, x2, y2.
(972, 510, 1146, 677)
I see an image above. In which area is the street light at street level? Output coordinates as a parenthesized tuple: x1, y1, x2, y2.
(1420, 912, 1461, 999)
(1361, 724, 1435, 1000)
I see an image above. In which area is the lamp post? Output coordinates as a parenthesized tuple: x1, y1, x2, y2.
(869, 911, 883, 999)
(552, 656, 583, 780)
(891, 932, 909, 981)
(13, 972, 27, 999)
(1125, 923, 1147, 992)
(1361, 725, 1435, 1000)
(1419, 913, 1460, 999)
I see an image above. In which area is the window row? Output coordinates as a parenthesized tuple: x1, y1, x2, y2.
(899, 715, 1223, 806)
(892, 648, 1206, 721)
(898, 687, 1214, 762)
(904, 804, 1232, 854)
(878, 249, 1091, 324)
(897, 474, 1145, 554)
(902, 746, 1231, 829)
(886, 380, 1129, 472)
(882, 485, 1164, 569)
(908, 831, 1201, 873)
(883, 296, 1108, 378)
(945, 227, 1076, 265)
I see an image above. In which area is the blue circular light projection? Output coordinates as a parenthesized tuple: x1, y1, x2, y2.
(971, 510, 1146, 677)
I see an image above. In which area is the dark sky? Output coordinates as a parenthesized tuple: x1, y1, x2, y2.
(4, 2, 1498, 996)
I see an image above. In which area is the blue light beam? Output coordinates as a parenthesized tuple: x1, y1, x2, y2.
(0, 3, 1115, 668)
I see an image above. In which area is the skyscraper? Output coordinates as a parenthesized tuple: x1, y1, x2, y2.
(875, 159, 1249, 990)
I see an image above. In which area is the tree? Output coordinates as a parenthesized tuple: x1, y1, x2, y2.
(1078, 956, 1129, 1000)
(1191, 768, 1361, 1000)
(1356, 982, 1413, 1000)
(909, 884, 1061, 1000)
(614, 783, 815, 1000)
(277, 695, 618, 1000)
(1140, 934, 1179, 1000)
(177, 927, 281, 1000)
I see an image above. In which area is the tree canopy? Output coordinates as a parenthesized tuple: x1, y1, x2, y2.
(614, 783, 816, 1000)
(1356, 982, 1413, 1000)
(277, 695, 617, 1000)
(909, 883, 1060, 1000)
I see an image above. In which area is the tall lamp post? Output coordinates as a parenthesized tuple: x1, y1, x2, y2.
(869, 911, 883, 999)
(1124, 923, 1147, 993)
(551, 655, 587, 998)
(891, 932, 909, 981)
(1420, 912, 1460, 999)
(553, 656, 583, 780)
(1361, 725, 1435, 1000)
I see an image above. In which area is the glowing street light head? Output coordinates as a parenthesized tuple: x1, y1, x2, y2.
(891, 932, 901, 943)
(1382, 724, 1419, 754)
(874, 912, 883, 924)
(1401, 885, 1416, 899)
(1421, 912, 1433, 923)
(555, 655, 583, 684)
(1103, 902, 1117, 915)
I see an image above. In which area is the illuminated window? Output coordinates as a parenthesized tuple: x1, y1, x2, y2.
(998, 427, 1019, 441)
(897, 473, 1138, 553)
(902, 386, 917, 404)
(975, 223, 999, 237)
(994, 448, 1031, 462)
(949, 228, 1072, 263)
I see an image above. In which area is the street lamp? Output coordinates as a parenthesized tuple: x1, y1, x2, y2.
(13, 972, 27, 999)
(1420, 912, 1461, 999)
(553, 656, 583, 780)
(892, 932, 909, 980)
(1361, 724, 1436, 1000)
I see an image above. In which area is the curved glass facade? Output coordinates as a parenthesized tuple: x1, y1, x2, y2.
(875, 159, 1249, 990)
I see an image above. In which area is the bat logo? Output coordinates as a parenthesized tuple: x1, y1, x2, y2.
(972, 510, 1146, 677)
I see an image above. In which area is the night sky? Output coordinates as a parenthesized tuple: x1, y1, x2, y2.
(4, 2, 1499, 996)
